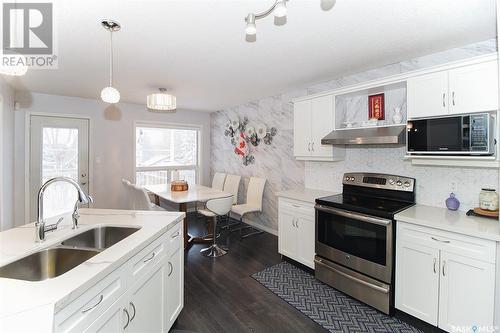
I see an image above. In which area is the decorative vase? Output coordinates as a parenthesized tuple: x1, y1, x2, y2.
(445, 193, 460, 211)
(392, 107, 403, 124)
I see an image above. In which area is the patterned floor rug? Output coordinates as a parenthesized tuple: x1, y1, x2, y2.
(252, 261, 422, 333)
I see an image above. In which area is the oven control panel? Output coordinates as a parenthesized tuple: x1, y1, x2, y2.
(343, 172, 415, 192)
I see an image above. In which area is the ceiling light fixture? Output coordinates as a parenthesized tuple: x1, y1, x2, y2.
(244, 0, 288, 39)
(147, 88, 177, 112)
(100, 19, 121, 104)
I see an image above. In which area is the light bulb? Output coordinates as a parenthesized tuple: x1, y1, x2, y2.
(274, 1, 287, 18)
(245, 22, 257, 35)
(0, 53, 28, 76)
(101, 86, 120, 104)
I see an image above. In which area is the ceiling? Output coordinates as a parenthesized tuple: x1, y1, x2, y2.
(4, 0, 497, 112)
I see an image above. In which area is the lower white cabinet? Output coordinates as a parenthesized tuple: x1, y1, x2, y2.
(396, 222, 496, 332)
(278, 197, 315, 269)
(57, 221, 184, 333)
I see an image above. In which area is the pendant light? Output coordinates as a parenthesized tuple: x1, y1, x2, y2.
(100, 19, 120, 104)
(0, 0, 28, 76)
(147, 88, 177, 112)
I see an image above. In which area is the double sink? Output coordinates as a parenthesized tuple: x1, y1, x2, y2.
(0, 226, 140, 282)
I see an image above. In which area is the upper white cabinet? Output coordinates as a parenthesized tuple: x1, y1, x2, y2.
(293, 95, 345, 161)
(395, 222, 497, 332)
(408, 60, 499, 119)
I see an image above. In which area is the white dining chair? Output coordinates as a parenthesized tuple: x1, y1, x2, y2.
(230, 177, 266, 238)
(122, 179, 164, 211)
(121, 178, 134, 210)
(211, 172, 227, 191)
(199, 195, 234, 257)
(223, 174, 241, 205)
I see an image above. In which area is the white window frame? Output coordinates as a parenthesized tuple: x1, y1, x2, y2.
(133, 121, 202, 185)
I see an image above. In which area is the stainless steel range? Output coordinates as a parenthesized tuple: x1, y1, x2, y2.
(314, 172, 416, 314)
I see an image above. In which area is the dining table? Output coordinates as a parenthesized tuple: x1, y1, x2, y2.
(144, 183, 232, 249)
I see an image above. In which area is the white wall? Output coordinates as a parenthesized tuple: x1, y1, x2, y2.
(14, 92, 212, 225)
(0, 78, 15, 231)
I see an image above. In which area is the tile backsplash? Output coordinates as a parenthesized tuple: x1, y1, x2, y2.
(211, 39, 498, 232)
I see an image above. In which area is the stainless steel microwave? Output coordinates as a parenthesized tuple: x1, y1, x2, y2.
(407, 113, 496, 156)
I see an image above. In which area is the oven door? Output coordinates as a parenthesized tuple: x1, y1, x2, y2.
(315, 205, 393, 283)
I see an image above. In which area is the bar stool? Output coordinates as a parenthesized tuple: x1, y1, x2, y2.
(198, 195, 234, 257)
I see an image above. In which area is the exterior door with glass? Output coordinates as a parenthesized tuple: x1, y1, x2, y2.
(29, 115, 90, 222)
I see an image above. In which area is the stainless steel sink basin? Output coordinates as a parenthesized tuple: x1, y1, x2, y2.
(0, 248, 100, 281)
(61, 226, 140, 250)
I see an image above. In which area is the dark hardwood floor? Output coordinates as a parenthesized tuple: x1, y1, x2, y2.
(171, 215, 327, 333)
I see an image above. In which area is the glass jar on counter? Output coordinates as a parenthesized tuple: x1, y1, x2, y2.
(479, 188, 499, 211)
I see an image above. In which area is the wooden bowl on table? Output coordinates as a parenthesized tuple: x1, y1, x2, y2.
(171, 180, 188, 192)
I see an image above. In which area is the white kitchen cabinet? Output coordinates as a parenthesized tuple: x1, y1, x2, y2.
(438, 251, 496, 332)
(395, 240, 440, 325)
(396, 222, 497, 332)
(278, 197, 315, 269)
(84, 298, 127, 333)
(166, 240, 184, 327)
(293, 95, 344, 161)
(448, 60, 499, 115)
(408, 60, 499, 119)
(407, 71, 448, 119)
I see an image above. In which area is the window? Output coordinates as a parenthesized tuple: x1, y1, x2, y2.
(135, 124, 200, 186)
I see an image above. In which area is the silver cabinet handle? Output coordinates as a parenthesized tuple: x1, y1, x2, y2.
(291, 218, 296, 228)
(123, 308, 130, 329)
(452, 91, 455, 106)
(307, 142, 311, 152)
(442, 93, 446, 107)
(81, 294, 103, 313)
(143, 252, 156, 263)
(433, 258, 437, 274)
(171, 231, 180, 239)
(129, 302, 136, 321)
(296, 219, 299, 228)
(442, 260, 446, 276)
(431, 237, 450, 244)
(168, 262, 173, 277)
(311, 142, 315, 152)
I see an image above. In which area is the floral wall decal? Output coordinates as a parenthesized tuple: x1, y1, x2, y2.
(224, 116, 277, 166)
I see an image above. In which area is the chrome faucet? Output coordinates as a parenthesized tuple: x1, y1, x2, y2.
(36, 177, 93, 242)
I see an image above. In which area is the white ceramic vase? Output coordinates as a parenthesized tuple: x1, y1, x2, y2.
(392, 107, 403, 124)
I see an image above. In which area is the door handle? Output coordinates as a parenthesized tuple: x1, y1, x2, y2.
(168, 262, 173, 277)
(433, 258, 437, 274)
(129, 302, 136, 321)
(307, 142, 311, 152)
(442, 260, 446, 276)
(171, 231, 180, 239)
(452, 91, 455, 106)
(81, 181, 87, 186)
(81, 294, 103, 313)
(123, 308, 130, 329)
(81, 172, 87, 178)
(291, 218, 296, 227)
(442, 93, 446, 107)
(143, 252, 156, 263)
(431, 237, 450, 244)
(311, 142, 315, 152)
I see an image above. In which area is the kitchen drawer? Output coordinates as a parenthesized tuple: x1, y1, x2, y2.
(279, 198, 315, 218)
(397, 222, 496, 264)
(130, 232, 168, 282)
(54, 265, 125, 332)
(168, 221, 182, 254)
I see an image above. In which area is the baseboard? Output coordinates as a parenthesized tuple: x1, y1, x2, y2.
(229, 213, 278, 236)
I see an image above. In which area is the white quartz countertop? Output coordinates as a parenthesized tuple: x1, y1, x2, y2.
(276, 188, 337, 204)
(395, 205, 500, 242)
(0, 208, 184, 329)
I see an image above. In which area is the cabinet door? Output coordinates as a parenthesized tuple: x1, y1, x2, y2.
(293, 100, 312, 157)
(438, 252, 495, 331)
(85, 298, 126, 333)
(395, 240, 440, 325)
(448, 61, 499, 115)
(407, 71, 449, 118)
(278, 211, 298, 259)
(296, 215, 315, 269)
(127, 262, 167, 333)
(166, 245, 184, 329)
(310, 95, 334, 158)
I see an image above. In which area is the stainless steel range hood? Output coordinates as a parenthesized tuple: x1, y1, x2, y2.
(321, 125, 406, 145)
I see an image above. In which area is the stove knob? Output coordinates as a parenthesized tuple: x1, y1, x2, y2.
(404, 181, 411, 188)
(396, 180, 403, 186)
(389, 178, 395, 185)
(345, 176, 350, 181)
(351, 177, 355, 182)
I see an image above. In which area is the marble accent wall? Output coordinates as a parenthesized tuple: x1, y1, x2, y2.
(211, 39, 498, 232)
